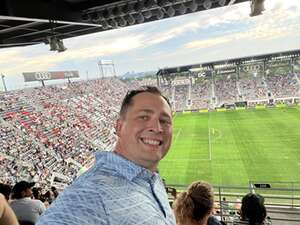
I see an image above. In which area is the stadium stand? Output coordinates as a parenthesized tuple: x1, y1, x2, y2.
(1, 71, 299, 188)
(0, 77, 133, 187)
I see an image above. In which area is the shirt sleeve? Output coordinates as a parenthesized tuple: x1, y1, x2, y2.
(36, 186, 108, 225)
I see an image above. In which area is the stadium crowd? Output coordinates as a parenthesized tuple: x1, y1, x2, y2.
(0, 78, 132, 187)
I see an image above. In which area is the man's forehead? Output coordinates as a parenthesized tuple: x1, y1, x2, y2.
(132, 92, 171, 109)
(132, 98, 171, 115)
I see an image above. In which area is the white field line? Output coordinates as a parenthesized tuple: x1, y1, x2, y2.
(172, 112, 177, 120)
(208, 128, 212, 161)
(173, 128, 182, 144)
(163, 158, 210, 162)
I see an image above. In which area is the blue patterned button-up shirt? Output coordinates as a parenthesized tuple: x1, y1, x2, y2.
(37, 151, 176, 225)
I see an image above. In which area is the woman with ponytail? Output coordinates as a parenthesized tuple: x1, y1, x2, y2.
(233, 193, 272, 225)
(173, 181, 221, 225)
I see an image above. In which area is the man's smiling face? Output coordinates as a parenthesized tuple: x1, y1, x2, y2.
(115, 92, 172, 172)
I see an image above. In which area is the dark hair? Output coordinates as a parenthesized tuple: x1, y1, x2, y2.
(173, 181, 214, 225)
(241, 193, 266, 225)
(32, 187, 41, 200)
(51, 186, 59, 198)
(0, 183, 12, 201)
(119, 86, 171, 117)
(11, 181, 35, 199)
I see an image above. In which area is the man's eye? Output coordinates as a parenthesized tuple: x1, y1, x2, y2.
(139, 115, 149, 120)
(160, 119, 171, 125)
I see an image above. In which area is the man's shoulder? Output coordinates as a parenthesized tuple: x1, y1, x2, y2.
(10, 198, 43, 208)
(59, 167, 127, 201)
(31, 199, 45, 207)
(76, 164, 125, 188)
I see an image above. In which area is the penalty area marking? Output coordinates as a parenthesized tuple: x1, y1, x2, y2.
(169, 127, 223, 162)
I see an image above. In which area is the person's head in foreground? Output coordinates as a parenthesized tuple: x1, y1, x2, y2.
(114, 86, 173, 172)
(11, 181, 35, 199)
(240, 193, 267, 225)
(173, 181, 214, 225)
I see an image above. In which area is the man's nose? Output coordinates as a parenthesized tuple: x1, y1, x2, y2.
(149, 119, 163, 133)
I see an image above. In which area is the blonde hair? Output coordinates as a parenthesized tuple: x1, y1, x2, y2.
(173, 181, 214, 225)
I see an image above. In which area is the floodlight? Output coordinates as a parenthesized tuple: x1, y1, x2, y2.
(143, 10, 153, 19)
(136, 13, 145, 23)
(108, 18, 118, 27)
(155, 8, 164, 19)
(47, 37, 66, 52)
(57, 39, 67, 52)
(203, 0, 212, 9)
(218, 0, 226, 6)
(166, 6, 175, 17)
(175, 4, 187, 15)
(101, 20, 109, 29)
(117, 17, 127, 27)
(250, 0, 265, 17)
(187, 0, 198, 12)
(49, 37, 58, 51)
(126, 14, 136, 25)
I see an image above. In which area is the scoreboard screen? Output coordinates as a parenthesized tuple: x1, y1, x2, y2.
(23, 71, 79, 82)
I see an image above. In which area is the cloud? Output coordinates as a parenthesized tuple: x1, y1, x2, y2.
(0, 33, 146, 75)
(141, 3, 250, 46)
(183, 1, 300, 51)
(184, 37, 231, 49)
(63, 34, 145, 59)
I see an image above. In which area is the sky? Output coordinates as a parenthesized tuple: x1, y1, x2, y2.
(0, 0, 300, 91)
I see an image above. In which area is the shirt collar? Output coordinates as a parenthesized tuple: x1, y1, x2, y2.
(95, 151, 156, 181)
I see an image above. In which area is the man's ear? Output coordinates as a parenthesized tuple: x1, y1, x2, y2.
(21, 190, 26, 198)
(115, 118, 123, 137)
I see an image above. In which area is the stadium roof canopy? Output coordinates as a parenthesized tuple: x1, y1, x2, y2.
(157, 49, 300, 75)
(0, 0, 249, 49)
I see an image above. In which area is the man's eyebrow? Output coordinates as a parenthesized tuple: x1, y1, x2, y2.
(138, 109, 154, 113)
(138, 109, 171, 119)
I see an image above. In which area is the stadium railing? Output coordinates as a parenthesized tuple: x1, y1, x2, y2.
(167, 183, 300, 225)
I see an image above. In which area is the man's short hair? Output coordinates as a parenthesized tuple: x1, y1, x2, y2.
(119, 86, 171, 117)
(12, 181, 35, 199)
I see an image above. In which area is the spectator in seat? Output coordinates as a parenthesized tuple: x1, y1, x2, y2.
(233, 193, 271, 225)
(31, 188, 41, 201)
(50, 187, 59, 199)
(10, 181, 45, 224)
(173, 181, 222, 225)
(37, 86, 175, 225)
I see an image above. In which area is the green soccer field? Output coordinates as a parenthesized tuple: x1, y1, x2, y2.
(159, 106, 300, 187)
